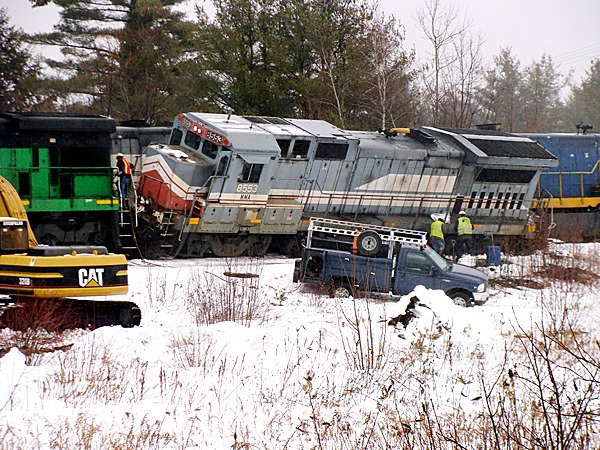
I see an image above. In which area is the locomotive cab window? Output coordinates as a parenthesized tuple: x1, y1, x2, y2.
(169, 128, 183, 145)
(276, 139, 291, 155)
(184, 130, 202, 150)
(240, 163, 263, 183)
(216, 155, 229, 176)
(315, 142, 348, 160)
(291, 140, 310, 158)
(202, 139, 219, 159)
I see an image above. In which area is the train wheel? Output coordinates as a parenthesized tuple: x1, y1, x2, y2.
(247, 235, 272, 257)
(185, 236, 209, 258)
(211, 236, 245, 257)
(356, 230, 382, 256)
(40, 233, 60, 246)
(91, 232, 105, 246)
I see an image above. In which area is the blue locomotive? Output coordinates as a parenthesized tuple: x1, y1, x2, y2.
(523, 131, 600, 241)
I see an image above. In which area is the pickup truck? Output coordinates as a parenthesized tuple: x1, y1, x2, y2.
(294, 218, 489, 306)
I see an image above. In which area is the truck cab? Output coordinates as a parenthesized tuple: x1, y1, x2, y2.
(294, 218, 488, 306)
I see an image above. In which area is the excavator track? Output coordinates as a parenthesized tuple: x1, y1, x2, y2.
(0, 297, 141, 331)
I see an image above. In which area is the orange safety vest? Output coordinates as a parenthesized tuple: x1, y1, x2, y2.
(119, 157, 132, 175)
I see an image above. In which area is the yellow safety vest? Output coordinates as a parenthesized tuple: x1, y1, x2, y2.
(430, 220, 444, 239)
(457, 216, 473, 236)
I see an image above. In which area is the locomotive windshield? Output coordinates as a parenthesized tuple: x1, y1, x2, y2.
(170, 128, 183, 145)
(184, 130, 202, 150)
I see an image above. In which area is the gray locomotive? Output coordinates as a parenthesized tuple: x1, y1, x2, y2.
(129, 113, 557, 257)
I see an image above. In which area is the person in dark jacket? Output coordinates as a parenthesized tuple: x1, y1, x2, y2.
(116, 153, 132, 203)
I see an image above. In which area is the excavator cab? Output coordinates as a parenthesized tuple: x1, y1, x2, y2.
(0, 218, 29, 252)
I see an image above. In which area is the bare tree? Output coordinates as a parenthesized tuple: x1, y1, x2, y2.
(416, 0, 483, 127)
(439, 29, 484, 127)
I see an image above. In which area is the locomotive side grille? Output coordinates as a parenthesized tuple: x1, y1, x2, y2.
(467, 138, 555, 159)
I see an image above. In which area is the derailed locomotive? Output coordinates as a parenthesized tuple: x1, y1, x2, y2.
(0, 112, 121, 248)
(134, 113, 558, 257)
(0, 111, 559, 257)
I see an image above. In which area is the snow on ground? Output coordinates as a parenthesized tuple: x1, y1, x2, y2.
(1, 243, 599, 449)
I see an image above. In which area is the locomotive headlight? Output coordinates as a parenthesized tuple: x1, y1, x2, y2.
(476, 283, 486, 293)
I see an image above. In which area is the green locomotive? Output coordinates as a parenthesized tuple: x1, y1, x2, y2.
(0, 112, 121, 248)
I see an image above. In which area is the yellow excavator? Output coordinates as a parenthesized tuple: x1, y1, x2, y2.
(0, 176, 140, 329)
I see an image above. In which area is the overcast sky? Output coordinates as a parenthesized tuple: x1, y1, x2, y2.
(3, 0, 599, 82)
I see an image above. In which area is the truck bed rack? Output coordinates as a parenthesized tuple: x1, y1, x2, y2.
(307, 217, 427, 258)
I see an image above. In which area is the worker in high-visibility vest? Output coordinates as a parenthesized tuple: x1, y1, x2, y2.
(116, 152, 132, 203)
(455, 211, 473, 259)
(429, 215, 445, 255)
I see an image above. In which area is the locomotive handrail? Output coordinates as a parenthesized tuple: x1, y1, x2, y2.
(543, 159, 600, 176)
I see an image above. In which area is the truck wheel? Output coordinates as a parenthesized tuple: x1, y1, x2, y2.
(356, 230, 382, 256)
(331, 281, 353, 298)
(449, 291, 471, 307)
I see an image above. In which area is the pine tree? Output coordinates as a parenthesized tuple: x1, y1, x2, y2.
(564, 59, 600, 132)
(520, 55, 563, 132)
(28, 0, 195, 123)
(0, 8, 43, 110)
(476, 48, 523, 132)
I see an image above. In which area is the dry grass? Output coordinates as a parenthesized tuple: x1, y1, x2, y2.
(184, 259, 270, 327)
(2, 247, 600, 449)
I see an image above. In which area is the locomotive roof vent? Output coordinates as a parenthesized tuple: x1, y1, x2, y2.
(408, 129, 436, 145)
(476, 123, 502, 131)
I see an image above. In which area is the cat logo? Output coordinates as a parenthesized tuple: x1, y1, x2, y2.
(78, 268, 105, 287)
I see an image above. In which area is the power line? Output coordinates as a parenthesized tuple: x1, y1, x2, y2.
(553, 41, 600, 59)
(552, 42, 600, 67)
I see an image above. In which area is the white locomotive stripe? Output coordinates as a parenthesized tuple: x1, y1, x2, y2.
(354, 173, 457, 193)
(213, 193, 269, 203)
(141, 156, 204, 199)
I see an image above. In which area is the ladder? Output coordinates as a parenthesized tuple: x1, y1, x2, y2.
(118, 204, 141, 257)
(159, 211, 176, 253)
(307, 217, 427, 258)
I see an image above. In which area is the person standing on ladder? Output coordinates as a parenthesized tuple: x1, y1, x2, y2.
(455, 211, 473, 260)
(116, 153, 132, 204)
